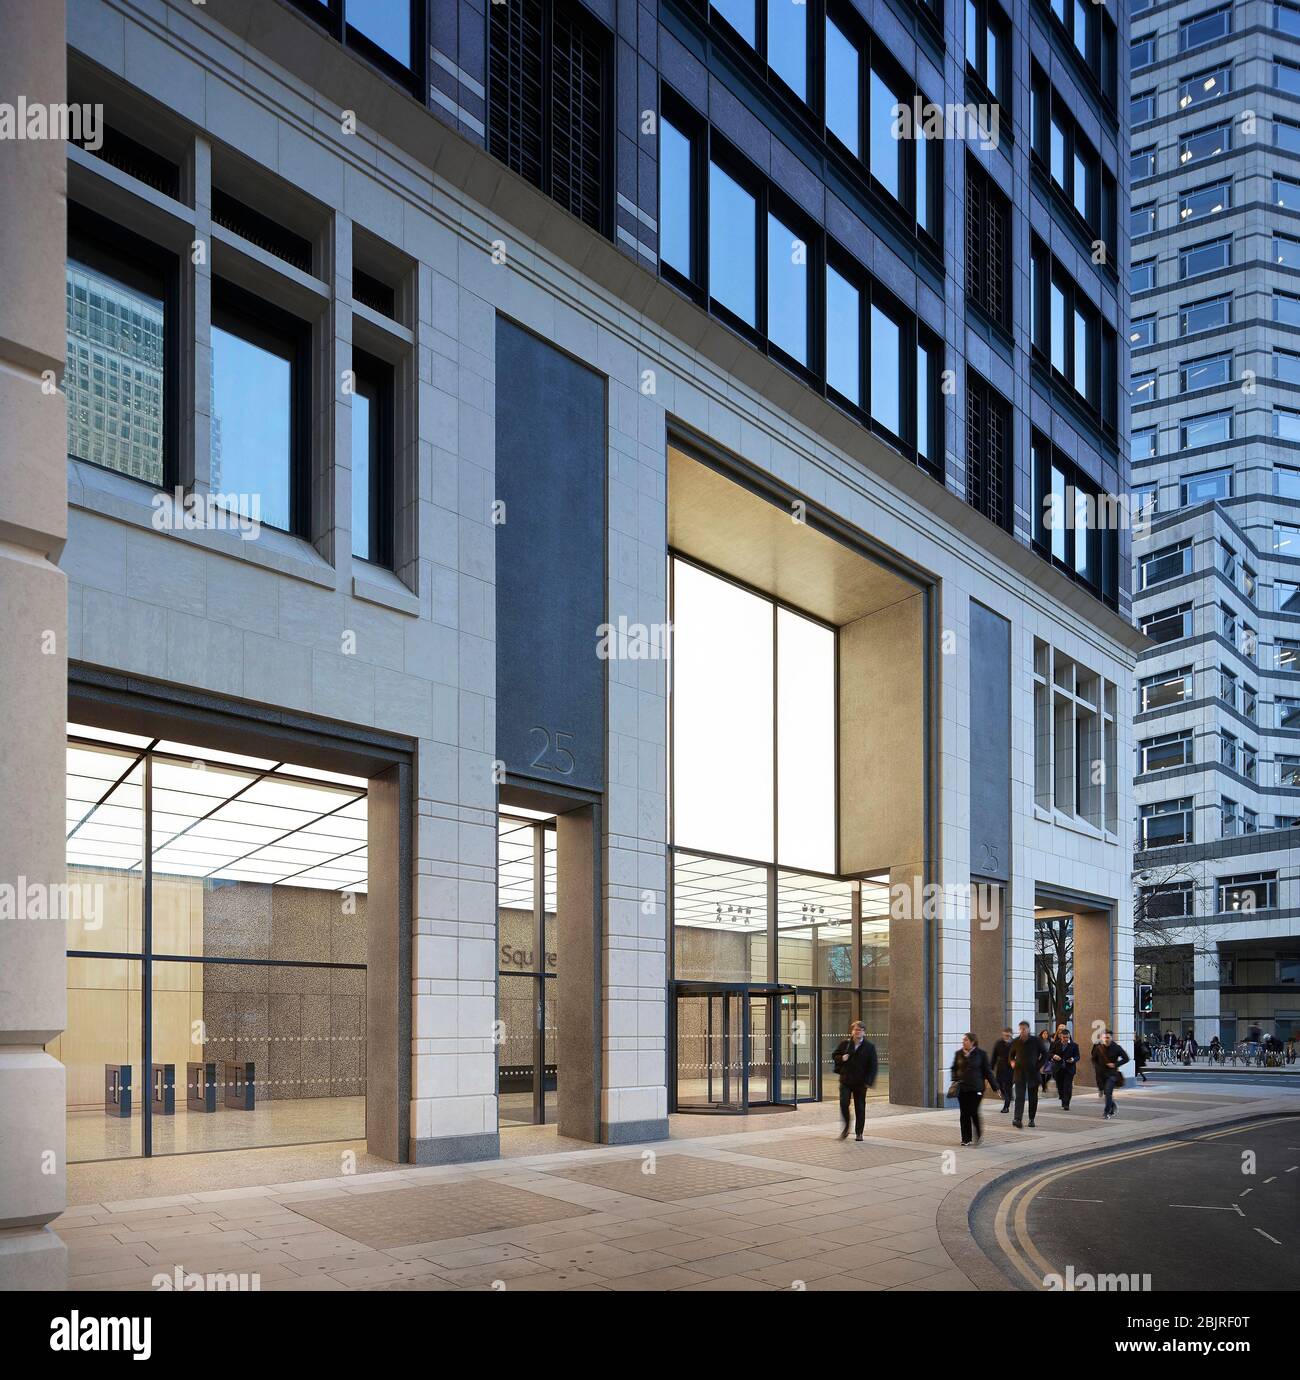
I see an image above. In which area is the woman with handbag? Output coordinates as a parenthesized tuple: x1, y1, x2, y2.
(950, 1033, 998, 1147)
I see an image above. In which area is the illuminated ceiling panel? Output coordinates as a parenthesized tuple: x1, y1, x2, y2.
(65, 728, 369, 893)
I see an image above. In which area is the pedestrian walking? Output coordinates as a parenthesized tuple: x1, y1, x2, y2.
(1048, 1022, 1080, 1109)
(991, 1026, 1014, 1113)
(949, 1033, 998, 1147)
(832, 1019, 878, 1141)
(1091, 1030, 1129, 1119)
(1010, 1021, 1047, 1128)
(1038, 1029, 1054, 1094)
(1134, 1035, 1149, 1083)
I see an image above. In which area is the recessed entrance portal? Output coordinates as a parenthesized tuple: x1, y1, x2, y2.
(675, 983, 816, 1112)
(667, 444, 932, 1106)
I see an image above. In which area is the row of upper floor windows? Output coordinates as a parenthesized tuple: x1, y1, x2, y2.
(1139, 728, 1300, 791)
(1132, 53, 1300, 129)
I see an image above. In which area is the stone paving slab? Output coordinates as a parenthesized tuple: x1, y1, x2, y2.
(717, 1138, 930, 1171)
(282, 1180, 593, 1248)
(539, 1154, 799, 1202)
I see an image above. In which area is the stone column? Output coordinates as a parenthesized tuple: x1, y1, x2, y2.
(0, 0, 69, 1291)
(1193, 945, 1220, 1045)
(839, 592, 930, 1106)
(1073, 908, 1114, 1058)
(969, 884, 1007, 1051)
(556, 806, 599, 1142)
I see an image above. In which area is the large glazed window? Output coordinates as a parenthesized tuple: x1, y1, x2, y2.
(671, 560, 775, 862)
(671, 558, 836, 871)
(65, 214, 170, 487)
(709, 161, 759, 326)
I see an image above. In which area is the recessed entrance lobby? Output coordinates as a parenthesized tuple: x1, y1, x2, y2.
(667, 444, 932, 1108)
(55, 719, 378, 1163)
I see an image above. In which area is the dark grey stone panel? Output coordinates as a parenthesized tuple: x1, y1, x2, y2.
(411, 1132, 502, 1165)
(601, 1117, 671, 1145)
(495, 319, 607, 794)
(969, 601, 1011, 882)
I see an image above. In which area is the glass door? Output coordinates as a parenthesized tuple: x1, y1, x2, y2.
(788, 989, 818, 1102)
(676, 989, 743, 1111)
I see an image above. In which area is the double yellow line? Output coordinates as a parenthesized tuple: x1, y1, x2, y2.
(991, 1116, 1294, 1289)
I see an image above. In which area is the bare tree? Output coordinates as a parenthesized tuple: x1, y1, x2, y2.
(1035, 917, 1073, 1028)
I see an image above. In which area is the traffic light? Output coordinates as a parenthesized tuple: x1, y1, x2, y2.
(1137, 983, 1154, 1015)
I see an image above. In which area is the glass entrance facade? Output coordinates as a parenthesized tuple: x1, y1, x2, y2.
(55, 725, 369, 1161)
(496, 812, 558, 1125)
(668, 557, 891, 1107)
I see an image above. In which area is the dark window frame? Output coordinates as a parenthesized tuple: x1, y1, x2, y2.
(966, 155, 1011, 333)
(65, 203, 181, 493)
(210, 277, 313, 540)
(286, 0, 425, 96)
(966, 371, 1012, 532)
(1031, 433, 1119, 608)
(350, 347, 395, 570)
(487, 0, 613, 238)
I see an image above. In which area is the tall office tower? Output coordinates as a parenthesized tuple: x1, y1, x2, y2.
(1130, 1, 1300, 1047)
(1, 0, 1139, 1287)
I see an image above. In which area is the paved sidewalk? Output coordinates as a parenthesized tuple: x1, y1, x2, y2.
(53, 1080, 1298, 1292)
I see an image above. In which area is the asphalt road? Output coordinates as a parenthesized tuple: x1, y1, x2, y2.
(976, 1115, 1300, 1291)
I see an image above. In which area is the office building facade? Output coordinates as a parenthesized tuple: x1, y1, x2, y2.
(1129, 0, 1300, 1043)
(0, 0, 1139, 1288)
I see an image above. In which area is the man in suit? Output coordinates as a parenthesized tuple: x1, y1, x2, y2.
(1049, 1022, 1080, 1110)
(1010, 1021, 1046, 1128)
(832, 1020, 878, 1141)
(991, 1027, 1014, 1113)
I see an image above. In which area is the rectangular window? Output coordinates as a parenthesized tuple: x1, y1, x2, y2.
(1277, 293, 1300, 326)
(65, 209, 172, 488)
(1131, 33, 1156, 67)
(1277, 521, 1300, 553)
(1181, 468, 1231, 504)
(659, 113, 695, 281)
(1139, 799, 1193, 848)
(1132, 260, 1155, 292)
(1141, 669, 1192, 711)
(1181, 7, 1231, 49)
(709, 161, 758, 326)
(825, 16, 860, 155)
(1179, 66, 1229, 107)
(1180, 122, 1230, 164)
(966, 372, 1010, 529)
(869, 301, 902, 437)
(1219, 875, 1277, 912)
(1277, 120, 1300, 153)
(766, 211, 809, 365)
(1133, 427, 1156, 460)
(966, 159, 1010, 328)
(1131, 205, 1156, 237)
(346, 0, 416, 69)
(1278, 466, 1300, 498)
(1142, 604, 1192, 644)
(1132, 91, 1156, 123)
(1139, 883, 1194, 918)
(1131, 315, 1156, 348)
(1181, 353, 1230, 391)
(1140, 731, 1193, 773)
(350, 348, 393, 567)
(1131, 147, 1156, 180)
(1276, 409, 1300, 441)
(210, 280, 309, 536)
(1179, 182, 1229, 222)
(966, 0, 1009, 102)
(1140, 541, 1191, 587)
(1276, 349, 1300, 383)
(1181, 295, 1229, 334)
(916, 336, 938, 472)
(768, 0, 809, 99)
(1180, 237, 1230, 277)
(1278, 60, 1300, 95)
(488, 0, 609, 233)
(1276, 176, 1300, 208)
(869, 67, 904, 203)
(825, 262, 861, 406)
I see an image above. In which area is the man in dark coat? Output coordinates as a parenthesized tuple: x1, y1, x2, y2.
(1048, 1023, 1081, 1109)
(1009, 1021, 1046, 1128)
(832, 1020, 878, 1141)
(1091, 1030, 1130, 1119)
(991, 1027, 1014, 1113)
